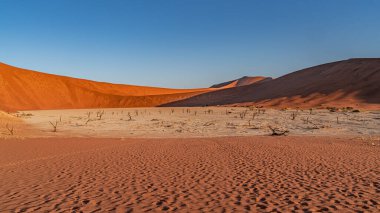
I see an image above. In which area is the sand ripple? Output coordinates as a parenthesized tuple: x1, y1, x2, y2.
(0, 137, 379, 212)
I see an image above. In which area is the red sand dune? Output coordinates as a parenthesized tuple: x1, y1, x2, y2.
(164, 58, 380, 109)
(210, 76, 272, 89)
(0, 63, 213, 111)
(1, 58, 379, 111)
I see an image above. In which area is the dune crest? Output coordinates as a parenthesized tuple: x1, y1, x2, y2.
(210, 76, 272, 89)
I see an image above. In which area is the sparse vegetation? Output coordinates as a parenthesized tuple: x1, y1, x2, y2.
(5, 107, 377, 138)
(96, 110, 105, 120)
(226, 122, 237, 128)
(291, 111, 298, 120)
(127, 112, 133, 121)
(239, 110, 248, 119)
(49, 121, 58, 132)
(205, 109, 213, 114)
(204, 121, 215, 126)
(85, 119, 91, 125)
(252, 111, 258, 120)
(15, 112, 33, 118)
(327, 107, 338, 112)
(301, 117, 310, 124)
(268, 126, 289, 136)
(5, 124, 14, 135)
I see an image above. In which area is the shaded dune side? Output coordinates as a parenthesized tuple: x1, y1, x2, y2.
(163, 59, 380, 109)
(0, 63, 212, 111)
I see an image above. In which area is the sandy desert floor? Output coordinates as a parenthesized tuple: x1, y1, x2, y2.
(0, 136, 379, 212)
(2, 107, 380, 139)
(0, 107, 379, 212)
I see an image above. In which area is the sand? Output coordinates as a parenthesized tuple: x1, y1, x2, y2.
(0, 136, 379, 212)
(210, 76, 271, 89)
(2, 58, 380, 112)
(164, 58, 380, 109)
(0, 62, 213, 111)
(1, 107, 379, 212)
(7, 107, 380, 139)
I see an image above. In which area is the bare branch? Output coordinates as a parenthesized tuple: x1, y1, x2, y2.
(49, 121, 58, 132)
(96, 110, 105, 120)
(268, 126, 289, 136)
(5, 124, 14, 135)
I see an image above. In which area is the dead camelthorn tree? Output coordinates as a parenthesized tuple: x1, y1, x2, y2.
(85, 119, 91, 125)
(301, 117, 310, 124)
(258, 109, 266, 114)
(204, 109, 213, 115)
(6, 124, 14, 135)
(248, 106, 255, 111)
(268, 126, 289, 136)
(291, 112, 297, 120)
(127, 112, 132, 121)
(96, 110, 105, 120)
(252, 112, 258, 120)
(49, 121, 58, 132)
(239, 110, 248, 119)
(86, 111, 91, 119)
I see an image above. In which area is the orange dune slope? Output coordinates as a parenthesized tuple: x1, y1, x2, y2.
(210, 76, 272, 89)
(163, 58, 380, 109)
(0, 63, 212, 111)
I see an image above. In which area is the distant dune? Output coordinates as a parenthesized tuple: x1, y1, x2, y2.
(164, 59, 380, 109)
(0, 63, 213, 111)
(1, 59, 379, 111)
(210, 76, 272, 89)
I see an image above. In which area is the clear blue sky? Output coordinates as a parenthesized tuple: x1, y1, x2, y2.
(1, 0, 380, 88)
